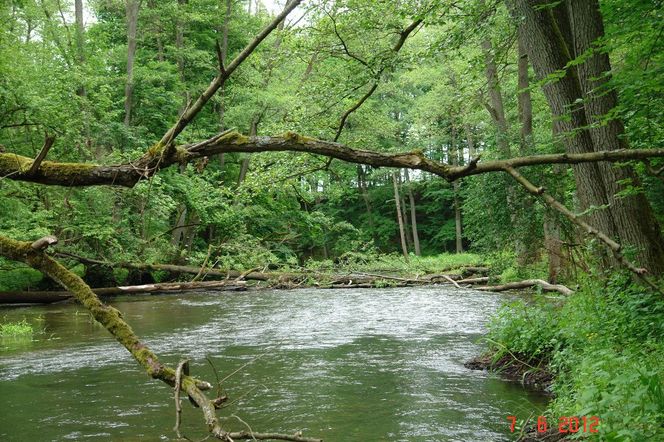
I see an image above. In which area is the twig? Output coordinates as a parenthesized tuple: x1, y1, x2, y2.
(229, 415, 257, 442)
(219, 354, 266, 386)
(192, 245, 214, 282)
(174, 360, 189, 439)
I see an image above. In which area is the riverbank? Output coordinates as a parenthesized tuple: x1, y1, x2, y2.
(471, 274, 664, 441)
(1, 252, 576, 305)
(464, 353, 553, 392)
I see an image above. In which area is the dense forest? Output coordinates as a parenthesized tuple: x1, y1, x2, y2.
(1, 0, 663, 440)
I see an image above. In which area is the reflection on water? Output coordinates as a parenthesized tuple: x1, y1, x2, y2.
(0, 287, 547, 441)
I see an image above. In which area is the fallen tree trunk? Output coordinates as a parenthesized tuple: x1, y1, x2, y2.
(57, 252, 476, 288)
(56, 252, 275, 281)
(0, 280, 246, 304)
(476, 279, 573, 296)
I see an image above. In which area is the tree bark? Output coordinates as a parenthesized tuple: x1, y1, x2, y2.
(74, 0, 86, 97)
(506, 0, 664, 274)
(476, 279, 573, 296)
(505, 0, 619, 268)
(218, 0, 232, 169)
(392, 172, 409, 261)
(398, 171, 414, 250)
(357, 165, 377, 243)
(517, 28, 533, 155)
(450, 126, 463, 253)
(463, 123, 476, 158)
(566, 0, 664, 274)
(481, 37, 511, 157)
(4, 133, 664, 188)
(123, 0, 140, 126)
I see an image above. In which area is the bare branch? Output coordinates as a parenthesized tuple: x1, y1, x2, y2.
(28, 134, 56, 176)
(503, 166, 663, 292)
(157, 0, 304, 155)
(333, 17, 423, 142)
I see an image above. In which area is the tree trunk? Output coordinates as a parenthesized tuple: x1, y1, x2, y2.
(517, 28, 533, 155)
(74, 0, 85, 97)
(506, 0, 619, 269)
(515, 27, 540, 264)
(544, 208, 564, 284)
(507, 0, 664, 274)
(123, 0, 140, 126)
(392, 172, 409, 261)
(566, 0, 664, 275)
(218, 0, 232, 171)
(404, 169, 421, 256)
(171, 205, 188, 247)
(357, 165, 377, 243)
(398, 171, 414, 251)
(176, 0, 190, 111)
(450, 126, 463, 253)
(237, 119, 256, 185)
(481, 37, 511, 157)
(463, 123, 476, 158)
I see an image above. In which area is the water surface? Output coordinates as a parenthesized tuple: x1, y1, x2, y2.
(0, 286, 546, 441)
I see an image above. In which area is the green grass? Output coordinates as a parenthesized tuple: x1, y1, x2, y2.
(0, 319, 33, 337)
(305, 252, 484, 275)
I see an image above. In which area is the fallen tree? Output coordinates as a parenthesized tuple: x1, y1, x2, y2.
(0, 279, 247, 304)
(2, 131, 663, 187)
(475, 279, 574, 296)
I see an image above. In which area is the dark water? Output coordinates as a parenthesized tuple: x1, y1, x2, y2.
(0, 287, 547, 441)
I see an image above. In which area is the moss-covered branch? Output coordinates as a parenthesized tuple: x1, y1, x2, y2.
(3, 131, 664, 187)
(0, 233, 322, 441)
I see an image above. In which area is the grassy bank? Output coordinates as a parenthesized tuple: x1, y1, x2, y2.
(483, 273, 664, 441)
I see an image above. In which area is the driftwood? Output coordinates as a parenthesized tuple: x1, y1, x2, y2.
(0, 280, 246, 304)
(457, 276, 490, 284)
(56, 252, 478, 288)
(475, 279, 573, 296)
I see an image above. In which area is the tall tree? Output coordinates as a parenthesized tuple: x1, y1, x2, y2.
(123, 0, 140, 126)
(505, 0, 664, 274)
(404, 169, 421, 256)
(74, 0, 85, 97)
(450, 125, 463, 254)
(392, 172, 409, 261)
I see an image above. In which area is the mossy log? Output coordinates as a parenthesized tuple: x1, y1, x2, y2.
(0, 233, 322, 441)
(3, 141, 664, 188)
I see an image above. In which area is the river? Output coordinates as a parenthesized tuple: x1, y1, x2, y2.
(0, 286, 547, 441)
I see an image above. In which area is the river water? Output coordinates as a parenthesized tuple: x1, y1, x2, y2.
(0, 286, 547, 441)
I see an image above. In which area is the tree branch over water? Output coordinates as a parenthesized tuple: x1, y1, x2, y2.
(2, 130, 664, 186)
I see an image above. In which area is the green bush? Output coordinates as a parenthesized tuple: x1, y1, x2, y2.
(486, 274, 664, 441)
(0, 267, 43, 291)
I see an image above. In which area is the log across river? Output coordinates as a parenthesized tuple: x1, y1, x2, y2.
(0, 286, 547, 441)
